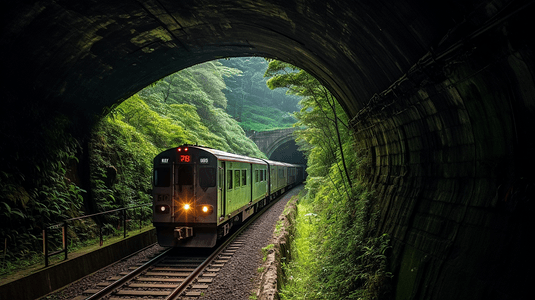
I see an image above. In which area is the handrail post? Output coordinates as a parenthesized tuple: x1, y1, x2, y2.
(123, 209, 127, 238)
(63, 222, 68, 260)
(99, 224, 103, 246)
(43, 228, 48, 267)
(40, 204, 150, 261)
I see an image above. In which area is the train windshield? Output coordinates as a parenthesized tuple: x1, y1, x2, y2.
(154, 167, 171, 187)
(175, 165, 193, 185)
(199, 167, 216, 188)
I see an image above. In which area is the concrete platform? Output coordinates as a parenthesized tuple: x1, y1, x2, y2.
(0, 228, 157, 300)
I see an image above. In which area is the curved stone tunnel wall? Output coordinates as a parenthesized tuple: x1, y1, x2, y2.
(353, 26, 535, 298)
(1, 1, 534, 299)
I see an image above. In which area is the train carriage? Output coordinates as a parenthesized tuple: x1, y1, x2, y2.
(152, 145, 304, 248)
(263, 160, 293, 199)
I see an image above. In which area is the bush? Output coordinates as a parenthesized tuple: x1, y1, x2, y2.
(264, 60, 392, 299)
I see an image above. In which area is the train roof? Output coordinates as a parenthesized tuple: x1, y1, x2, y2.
(183, 145, 267, 165)
(163, 145, 303, 167)
(261, 159, 298, 167)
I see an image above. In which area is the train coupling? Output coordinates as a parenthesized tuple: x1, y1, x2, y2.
(174, 227, 193, 240)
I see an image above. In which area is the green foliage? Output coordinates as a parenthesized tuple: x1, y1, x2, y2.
(265, 61, 392, 299)
(274, 219, 284, 236)
(137, 61, 266, 158)
(240, 104, 296, 132)
(0, 110, 84, 272)
(278, 199, 322, 299)
(90, 112, 158, 213)
(261, 244, 275, 262)
(219, 57, 300, 132)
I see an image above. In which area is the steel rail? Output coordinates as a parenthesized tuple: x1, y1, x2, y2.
(164, 194, 284, 300)
(84, 247, 172, 300)
(84, 190, 289, 300)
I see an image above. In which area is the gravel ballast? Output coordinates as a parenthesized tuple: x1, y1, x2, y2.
(198, 185, 303, 300)
(38, 185, 303, 300)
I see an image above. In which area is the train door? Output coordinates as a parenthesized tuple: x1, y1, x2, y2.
(250, 164, 254, 204)
(218, 161, 226, 219)
(271, 166, 275, 200)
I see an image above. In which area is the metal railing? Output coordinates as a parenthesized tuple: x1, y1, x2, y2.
(42, 204, 152, 267)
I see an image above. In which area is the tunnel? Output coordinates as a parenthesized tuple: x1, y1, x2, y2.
(2, 0, 534, 299)
(269, 139, 307, 165)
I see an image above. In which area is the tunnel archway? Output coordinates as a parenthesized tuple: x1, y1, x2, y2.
(265, 130, 298, 160)
(2, 1, 535, 299)
(268, 139, 307, 165)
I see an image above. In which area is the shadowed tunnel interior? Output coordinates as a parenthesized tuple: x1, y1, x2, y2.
(2, 0, 535, 299)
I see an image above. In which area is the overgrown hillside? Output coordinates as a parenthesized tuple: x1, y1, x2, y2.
(219, 57, 300, 132)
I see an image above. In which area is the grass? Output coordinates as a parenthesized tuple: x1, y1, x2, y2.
(276, 187, 392, 300)
(274, 220, 283, 236)
(261, 244, 274, 262)
(278, 199, 320, 299)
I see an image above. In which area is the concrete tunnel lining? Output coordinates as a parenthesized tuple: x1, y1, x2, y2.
(2, 0, 451, 118)
(2, 1, 535, 299)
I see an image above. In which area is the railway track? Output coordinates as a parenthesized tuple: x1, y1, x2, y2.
(82, 244, 241, 299)
(81, 193, 283, 300)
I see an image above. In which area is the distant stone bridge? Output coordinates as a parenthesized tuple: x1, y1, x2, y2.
(248, 127, 298, 160)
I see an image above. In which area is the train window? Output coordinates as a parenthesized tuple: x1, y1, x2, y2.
(242, 170, 247, 186)
(175, 165, 193, 185)
(255, 170, 259, 183)
(199, 167, 216, 188)
(227, 170, 233, 189)
(234, 170, 240, 188)
(154, 167, 170, 187)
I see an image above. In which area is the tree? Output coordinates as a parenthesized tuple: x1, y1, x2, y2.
(219, 57, 300, 132)
(264, 60, 353, 192)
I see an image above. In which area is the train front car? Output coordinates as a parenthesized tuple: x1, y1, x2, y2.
(152, 146, 218, 247)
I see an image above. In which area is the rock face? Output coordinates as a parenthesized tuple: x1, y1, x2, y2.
(2, 1, 535, 299)
(256, 194, 298, 300)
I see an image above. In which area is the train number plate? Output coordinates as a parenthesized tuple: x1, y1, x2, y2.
(156, 194, 169, 201)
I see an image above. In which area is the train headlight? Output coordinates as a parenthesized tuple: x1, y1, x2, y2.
(183, 204, 191, 211)
(198, 205, 213, 215)
(156, 205, 170, 214)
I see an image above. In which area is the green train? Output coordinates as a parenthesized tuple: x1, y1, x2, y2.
(152, 145, 305, 247)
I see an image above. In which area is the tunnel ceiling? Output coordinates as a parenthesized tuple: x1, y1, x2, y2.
(2, 0, 474, 121)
